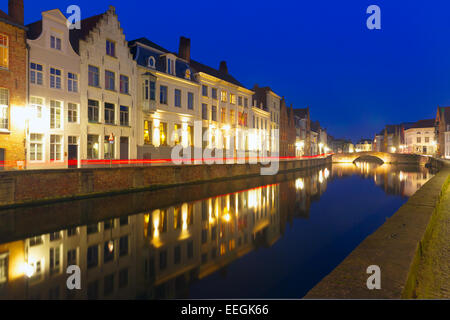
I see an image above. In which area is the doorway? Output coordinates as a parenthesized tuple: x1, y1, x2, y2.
(68, 136, 78, 168)
(0, 148, 4, 170)
(120, 137, 129, 161)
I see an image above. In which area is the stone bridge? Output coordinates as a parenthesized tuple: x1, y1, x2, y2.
(332, 151, 427, 165)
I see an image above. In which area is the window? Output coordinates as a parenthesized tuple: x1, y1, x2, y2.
(50, 231, 61, 241)
(88, 65, 100, 87)
(0, 34, 8, 69)
(67, 103, 78, 123)
(160, 122, 168, 146)
(30, 63, 43, 85)
(238, 96, 243, 106)
(50, 100, 61, 129)
(221, 108, 226, 123)
(188, 92, 194, 110)
(29, 97, 43, 119)
(167, 58, 175, 75)
(120, 75, 129, 94)
(67, 249, 77, 266)
(202, 229, 208, 244)
(173, 124, 181, 145)
(29, 236, 43, 247)
(425, 137, 430, 143)
(230, 109, 235, 124)
(159, 250, 167, 270)
(188, 125, 194, 146)
(120, 216, 129, 226)
(87, 245, 98, 269)
(50, 68, 62, 89)
(202, 85, 208, 97)
(174, 89, 181, 107)
(119, 236, 128, 257)
(50, 36, 62, 50)
(221, 91, 227, 102)
(88, 100, 99, 123)
(50, 135, 62, 161)
(230, 94, 236, 104)
(105, 71, 115, 91)
(120, 106, 129, 126)
(160, 86, 168, 104)
(29, 134, 43, 161)
(147, 56, 155, 68)
(68, 73, 78, 92)
(104, 135, 115, 159)
(212, 88, 218, 100)
(67, 227, 78, 237)
(104, 103, 115, 125)
(212, 106, 217, 122)
(0, 253, 8, 284)
(106, 40, 116, 57)
(174, 246, 181, 265)
(0, 88, 9, 129)
(202, 104, 208, 120)
(417, 137, 421, 143)
(87, 135, 99, 159)
(187, 240, 194, 260)
(104, 241, 115, 263)
(144, 120, 152, 145)
(104, 219, 115, 230)
(49, 247, 60, 275)
(119, 268, 128, 288)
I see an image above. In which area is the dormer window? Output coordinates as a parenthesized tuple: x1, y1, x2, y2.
(147, 56, 156, 69)
(167, 58, 175, 75)
(50, 36, 61, 50)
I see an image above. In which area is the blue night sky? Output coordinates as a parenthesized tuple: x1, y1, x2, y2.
(3, 0, 450, 141)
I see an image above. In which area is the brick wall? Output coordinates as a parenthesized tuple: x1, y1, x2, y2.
(0, 21, 27, 167)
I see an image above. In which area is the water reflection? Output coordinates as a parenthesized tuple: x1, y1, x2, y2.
(0, 163, 433, 299)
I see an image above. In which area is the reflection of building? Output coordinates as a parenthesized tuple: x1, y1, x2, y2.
(404, 119, 436, 156)
(0, 0, 27, 169)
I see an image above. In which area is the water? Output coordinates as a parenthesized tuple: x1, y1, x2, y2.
(0, 162, 433, 300)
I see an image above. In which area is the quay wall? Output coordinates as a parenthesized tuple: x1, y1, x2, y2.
(0, 157, 331, 208)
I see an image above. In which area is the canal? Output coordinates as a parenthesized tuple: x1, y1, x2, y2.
(0, 162, 434, 299)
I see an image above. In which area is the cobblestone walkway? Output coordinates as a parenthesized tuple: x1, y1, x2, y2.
(415, 179, 450, 299)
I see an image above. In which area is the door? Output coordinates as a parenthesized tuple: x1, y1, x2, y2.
(120, 137, 129, 161)
(0, 148, 4, 170)
(68, 137, 78, 168)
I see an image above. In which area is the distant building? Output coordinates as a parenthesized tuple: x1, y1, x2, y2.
(279, 99, 295, 157)
(383, 122, 414, 153)
(355, 139, 373, 152)
(293, 108, 310, 156)
(373, 130, 384, 152)
(436, 106, 450, 159)
(404, 119, 436, 156)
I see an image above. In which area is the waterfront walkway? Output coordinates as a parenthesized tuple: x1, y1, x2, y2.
(414, 171, 450, 298)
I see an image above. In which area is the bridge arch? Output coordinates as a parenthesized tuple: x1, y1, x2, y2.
(353, 154, 384, 164)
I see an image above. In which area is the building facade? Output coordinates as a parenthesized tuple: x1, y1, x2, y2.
(355, 139, 373, 152)
(294, 108, 311, 157)
(26, 9, 81, 169)
(0, 0, 27, 169)
(404, 119, 436, 156)
(436, 107, 450, 159)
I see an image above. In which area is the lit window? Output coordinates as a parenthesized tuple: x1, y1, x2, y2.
(106, 40, 116, 57)
(144, 120, 152, 145)
(30, 97, 43, 118)
(104, 135, 115, 159)
(0, 88, 9, 130)
(221, 91, 227, 102)
(0, 253, 8, 284)
(67, 103, 78, 123)
(50, 36, 62, 50)
(50, 135, 62, 161)
(50, 68, 62, 89)
(87, 135, 99, 159)
(68, 72, 78, 92)
(0, 34, 8, 69)
(50, 100, 61, 129)
(29, 133, 43, 161)
(160, 122, 168, 146)
(30, 63, 43, 85)
(230, 94, 236, 104)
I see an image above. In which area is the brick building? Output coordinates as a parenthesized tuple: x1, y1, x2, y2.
(279, 98, 296, 157)
(0, 0, 27, 169)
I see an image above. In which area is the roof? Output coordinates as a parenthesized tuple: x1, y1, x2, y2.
(189, 59, 244, 88)
(0, 9, 26, 29)
(69, 13, 105, 54)
(128, 37, 170, 54)
(26, 20, 42, 40)
(438, 106, 450, 123)
(294, 108, 309, 119)
(410, 119, 436, 129)
(310, 120, 320, 132)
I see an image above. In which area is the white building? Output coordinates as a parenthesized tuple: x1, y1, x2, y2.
(355, 139, 373, 152)
(70, 6, 137, 165)
(404, 119, 436, 156)
(26, 9, 81, 169)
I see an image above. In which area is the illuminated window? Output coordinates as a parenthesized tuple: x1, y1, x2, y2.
(50, 100, 61, 129)
(230, 94, 236, 105)
(106, 39, 116, 57)
(221, 108, 226, 123)
(0, 34, 8, 69)
(0, 88, 9, 129)
(230, 110, 235, 124)
(50, 36, 61, 50)
(68, 72, 78, 92)
(221, 91, 227, 102)
(144, 120, 152, 145)
(50, 67, 62, 89)
(30, 63, 43, 85)
(87, 135, 99, 159)
(104, 135, 115, 159)
(173, 124, 181, 145)
(50, 135, 62, 161)
(160, 122, 168, 146)
(220, 244, 226, 256)
(187, 125, 194, 146)
(173, 206, 181, 229)
(67, 103, 78, 123)
(29, 134, 43, 161)
(49, 247, 61, 275)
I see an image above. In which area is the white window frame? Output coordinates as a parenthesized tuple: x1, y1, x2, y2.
(30, 96, 44, 119)
(29, 133, 44, 162)
(50, 100, 62, 129)
(68, 72, 78, 92)
(0, 88, 8, 130)
(50, 134, 63, 162)
(67, 103, 78, 123)
(50, 67, 62, 89)
(0, 33, 9, 69)
(30, 62, 44, 85)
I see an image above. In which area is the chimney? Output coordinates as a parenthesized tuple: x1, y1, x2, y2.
(179, 36, 191, 62)
(219, 61, 228, 74)
(9, 0, 24, 25)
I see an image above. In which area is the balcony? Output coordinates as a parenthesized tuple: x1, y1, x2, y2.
(142, 99, 156, 114)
